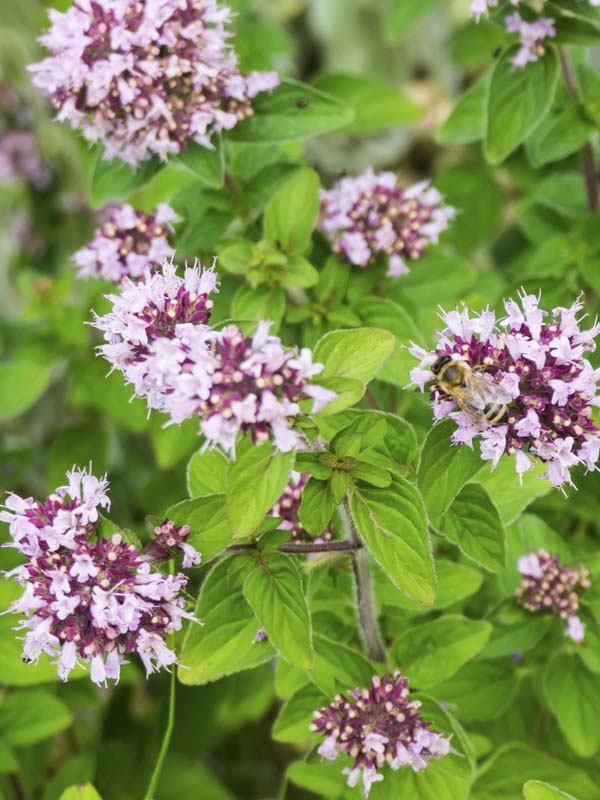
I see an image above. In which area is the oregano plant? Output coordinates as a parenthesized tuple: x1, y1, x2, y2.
(1, 1, 600, 799)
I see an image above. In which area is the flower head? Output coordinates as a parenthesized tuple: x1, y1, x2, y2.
(517, 549, 590, 642)
(73, 203, 177, 283)
(505, 13, 556, 68)
(268, 471, 333, 542)
(410, 293, 600, 488)
(311, 672, 450, 797)
(93, 261, 336, 452)
(1, 468, 199, 685)
(318, 168, 455, 277)
(29, 0, 279, 166)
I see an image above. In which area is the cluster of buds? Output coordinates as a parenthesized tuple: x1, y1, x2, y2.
(73, 203, 177, 283)
(517, 550, 590, 642)
(410, 292, 600, 488)
(311, 672, 450, 797)
(28, 0, 279, 166)
(93, 260, 335, 452)
(268, 472, 333, 543)
(318, 168, 455, 277)
(0, 467, 200, 686)
(143, 519, 201, 568)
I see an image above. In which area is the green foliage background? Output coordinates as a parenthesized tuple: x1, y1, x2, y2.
(1, 1, 600, 799)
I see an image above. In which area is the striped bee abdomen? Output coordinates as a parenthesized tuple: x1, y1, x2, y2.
(483, 402, 509, 424)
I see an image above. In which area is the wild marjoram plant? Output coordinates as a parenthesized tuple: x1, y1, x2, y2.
(3, 0, 600, 798)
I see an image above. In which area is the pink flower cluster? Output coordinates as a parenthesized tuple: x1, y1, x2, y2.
(0, 132, 51, 190)
(410, 293, 600, 488)
(73, 203, 177, 283)
(318, 168, 455, 277)
(311, 672, 450, 797)
(268, 472, 333, 542)
(517, 550, 590, 643)
(144, 519, 201, 568)
(93, 261, 335, 452)
(29, 0, 279, 166)
(505, 13, 556, 68)
(0, 467, 199, 686)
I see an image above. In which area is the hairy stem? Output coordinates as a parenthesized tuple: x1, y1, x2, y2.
(341, 496, 386, 663)
(144, 562, 177, 800)
(9, 774, 26, 800)
(558, 45, 598, 212)
(226, 539, 362, 554)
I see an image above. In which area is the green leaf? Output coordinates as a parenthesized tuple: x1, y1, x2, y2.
(0, 361, 53, 421)
(287, 759, 347, 798)
(436, 483, 506, 572)
(417, 421, 483, 522)
(432, 660, 519, 722)
(475, 458, 552, 526)
(89, 150, 162, 208)
(217, 240, 253, 275)
(0, 739, 17, 774)
(225, 442, 293, 538)
(436, 71, 490, 145)
(385, 0, 443, 40)
(187, 448, 228, 497)
(485, 47, 559, 165)
(167, 493, 232, 562)
(375, 559, 482, 613)
(310, 634, 375, 695)
(272, 683, 327, 743)
(311, 377, 365, 416)
(284, 255, 320, 288)
(473, 744, 600, 800)
(59, 787, 102, 800)
(312, 73, 421, 133)
(313, 328, 396, 384)
(523, 781, 578, 800)
(263, 168, 320, 255)
(0, 689, 73, 746)
(150, 417, 197, 469)
(232, 284, 285, 329)
(243, 553, 313, 669)
(299, 478, 335, 537)
(526, 100, 595, 167)
(352, 461, 391, 488)
(357, 298, 425, 388)
(350, 476, 435, 605)
(229, 79, 354, 143)
(544, 654, 600, 758)
(175, 140, 224, 188)
(391, 615, 492, 689)
(179, 558, 275, 685)
(480, 617, 552, 660)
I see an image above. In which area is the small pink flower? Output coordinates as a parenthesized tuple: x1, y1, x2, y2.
(318, 167, 455, 276)
(505, 13, 556, 68)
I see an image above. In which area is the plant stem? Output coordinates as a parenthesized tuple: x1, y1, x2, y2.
(558, 45, 598, 212)
(226, 539, 362, 554)
(144, 562, 177, 800)
(341, 496, 386, 663)
(8, 774, 26, 800)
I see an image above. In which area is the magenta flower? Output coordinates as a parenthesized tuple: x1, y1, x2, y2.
(1, 467, 199, 686)
(505, 13, 556, 68)
(144, 519, 201, 568)
(268, 471, 333, 542)
(410, 293, 600, 488)
(73, 203, 177, 283)
(318, 168, 455, 277)
(311, 672, 451, 798)
(28, 0, 279, 166)
(517, 550, 590, 642)
(93, 261, 336, 452)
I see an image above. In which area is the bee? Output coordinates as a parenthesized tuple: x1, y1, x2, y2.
(432, 355, 511, 426)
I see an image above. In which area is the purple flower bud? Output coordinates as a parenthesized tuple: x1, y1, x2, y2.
(144, 519, 201, 568)
(73, 203, 177, 283)
(505, 13, 556, 68)
(268, 471, 333, 542)
(410, 292, 600, 488)
(311, 672, 451, 797)
(516, 549, 590, 642)
(1, 467, 200, 686)
(318, 168, 455, 276)
(28, 0, 279, 166)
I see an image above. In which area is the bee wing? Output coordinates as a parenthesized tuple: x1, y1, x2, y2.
(452, 373, 510, 425)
